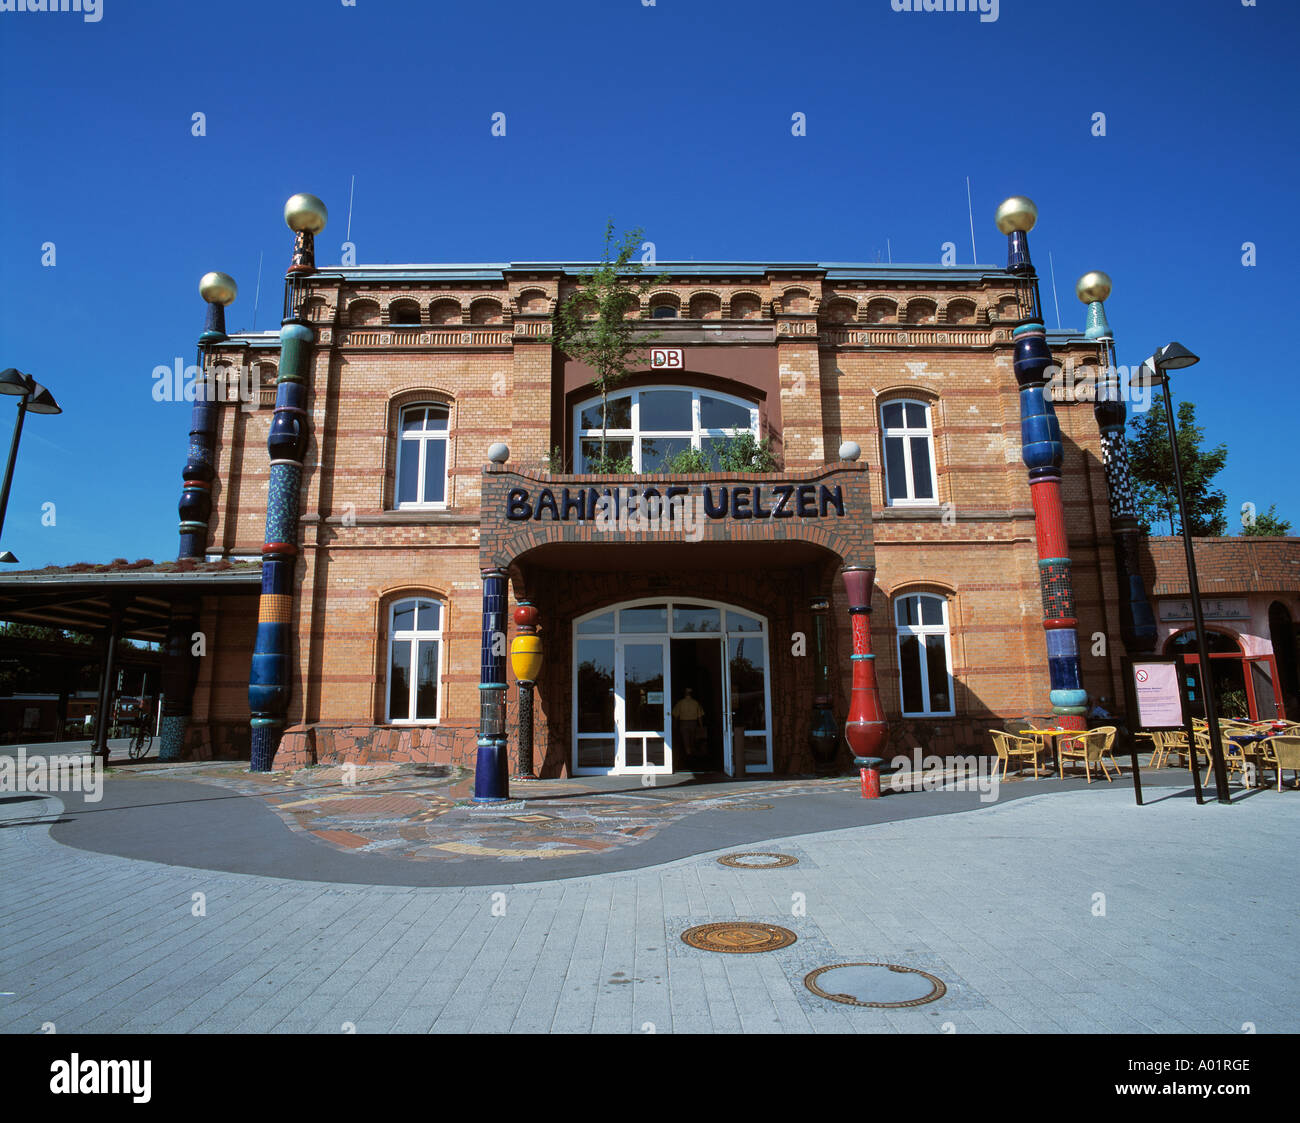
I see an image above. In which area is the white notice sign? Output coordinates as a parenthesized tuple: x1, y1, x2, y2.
(1132, 661, 1184, 729)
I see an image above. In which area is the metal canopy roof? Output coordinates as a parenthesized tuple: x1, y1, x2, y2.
(0, 563, 261, 643)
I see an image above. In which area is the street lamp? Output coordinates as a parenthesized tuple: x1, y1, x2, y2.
(1132, 343, 1232, 803)
(0, 368, 63, 565)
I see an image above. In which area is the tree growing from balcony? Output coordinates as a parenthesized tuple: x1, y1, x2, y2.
(553, 220, 666, 472)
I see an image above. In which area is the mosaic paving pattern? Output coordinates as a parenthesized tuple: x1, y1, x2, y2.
(117, 761, 856, 864)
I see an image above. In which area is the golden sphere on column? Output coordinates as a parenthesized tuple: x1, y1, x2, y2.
(1076, 270, 1113, 304)
(995, 196, 1038, 234)
(199, 271, 238, 305)
(283, 193, 328, 234)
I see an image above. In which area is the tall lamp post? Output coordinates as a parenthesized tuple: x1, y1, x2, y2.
(0, 368, 63, 565)
(1134, 342, 1232, 803)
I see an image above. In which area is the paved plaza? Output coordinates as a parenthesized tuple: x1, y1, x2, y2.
(0, 754, 1296, 1034)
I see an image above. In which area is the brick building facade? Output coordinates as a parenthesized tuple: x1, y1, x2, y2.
(176, 251, 1171, 776)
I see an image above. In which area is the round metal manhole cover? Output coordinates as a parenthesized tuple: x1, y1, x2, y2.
(681, 922, 798, 954)
(804, 962, 947, 1008)
(717, 803, 774, 811)
(717, 852, 798, 869)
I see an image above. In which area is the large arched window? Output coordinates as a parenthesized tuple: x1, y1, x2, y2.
(387, 597, 444, 723)
(396, 404, 449, 507)
(573, 386, 758, 472)
(894, 593, 954, 716)
(881, 399, 937, 505)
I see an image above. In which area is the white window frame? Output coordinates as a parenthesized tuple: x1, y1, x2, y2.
(572, 386, 758, 473)
(386, 597, 445, 724)
(881, 398, 939, 507)
(894, 593, 955, 717)
(396, 404, 450, 509)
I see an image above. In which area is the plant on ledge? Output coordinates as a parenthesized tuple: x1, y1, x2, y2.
(712, 432, 777, 473)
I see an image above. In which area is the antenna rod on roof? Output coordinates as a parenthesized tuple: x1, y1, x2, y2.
(252, 250, 263, 331)
(887, 238, 892, 264)
(346, 174, 356, 243)
(966, 176, 978, 264)
(1049, 251, 1062, 330)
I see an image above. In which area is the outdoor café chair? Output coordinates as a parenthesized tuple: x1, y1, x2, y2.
(989, 729, 1045, 780)
(1058, 726, 1118, 783)
(1266, 735, 1300, 791)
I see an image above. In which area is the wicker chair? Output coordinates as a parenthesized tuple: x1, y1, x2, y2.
(989, 729, 1046, 780)
(1058, 726, 1118, 783)
(1264, 735, 1300, 791)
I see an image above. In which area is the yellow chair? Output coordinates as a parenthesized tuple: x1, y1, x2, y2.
(1265, 735, 1300, 791)
(989, 729, 1046, 780)
(1058, 726, 1118, 783)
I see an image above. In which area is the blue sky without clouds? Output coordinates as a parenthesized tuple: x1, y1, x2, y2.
(0, 0, 1296, 567)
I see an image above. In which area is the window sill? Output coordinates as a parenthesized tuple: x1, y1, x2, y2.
(312, 510, 478, 527)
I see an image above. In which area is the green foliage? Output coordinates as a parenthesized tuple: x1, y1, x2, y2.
(552, 220, 667, 464)
(1218, 687, 1248, 720)
(713, 432, 777, 473)
(1127, 398, 1227, 536)
(0, 622, 93, 645)
(657, 447, 711, 474)
(543, 445, 567, 474)
(1241, 503, 1293, 537)
(585, 452, 634, 474)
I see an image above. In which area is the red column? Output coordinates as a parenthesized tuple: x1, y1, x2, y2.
(842, 565, 888, 761)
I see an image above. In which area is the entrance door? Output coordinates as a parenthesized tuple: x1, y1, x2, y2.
(572, 599, 772, 776)
(617, 639, 671, 774)
(669, 638, 725, 772)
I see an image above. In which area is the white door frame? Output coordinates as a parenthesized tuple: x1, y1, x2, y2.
(572, 598, 773, 777)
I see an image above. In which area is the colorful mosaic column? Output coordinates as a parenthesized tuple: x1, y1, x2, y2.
(1078, 271, 1157, 655)
(997, 197, 1087, 729)
(510, 601, 542, 780)
(160, 272, 237, 761)
(841, 565, 888, 760)
(248, 193, 327, 772)
(475, 567, 510, 800)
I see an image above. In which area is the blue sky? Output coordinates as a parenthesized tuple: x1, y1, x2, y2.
(0, 0, 1295, 567)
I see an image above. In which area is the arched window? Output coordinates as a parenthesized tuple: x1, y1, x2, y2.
(397, 404, 449, 507)
(881, 399, 937, 505)
(573, 386, 758, 472)
(651, 304, 678, 319)
(895, 593, 954, 716)
(389, 299, 421, 325)
(387, 597, 443, 722)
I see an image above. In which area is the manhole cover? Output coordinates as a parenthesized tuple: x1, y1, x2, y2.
(717, 803, 774, 811)
(804, 962, 947, 1008)
(717, 852, 798, 869)
(681, 922, 797, 954)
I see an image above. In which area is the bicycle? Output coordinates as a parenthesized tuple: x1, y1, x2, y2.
(128, 719, 151, 760)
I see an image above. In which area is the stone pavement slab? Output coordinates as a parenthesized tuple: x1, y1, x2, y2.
(1, 781, 1296, 1034)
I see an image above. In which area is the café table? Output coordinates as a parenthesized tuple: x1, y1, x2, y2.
(1023, 728, 1082, 776)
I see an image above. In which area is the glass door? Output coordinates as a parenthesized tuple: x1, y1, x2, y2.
(617, 639, 671, 774)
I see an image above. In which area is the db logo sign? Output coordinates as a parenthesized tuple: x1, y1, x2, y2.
(650, 348, 683, 369)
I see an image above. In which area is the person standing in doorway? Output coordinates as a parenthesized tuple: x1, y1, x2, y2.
(672, 687, 705, 763)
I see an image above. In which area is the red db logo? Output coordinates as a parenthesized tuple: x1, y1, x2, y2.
(650, 348, 683, 369)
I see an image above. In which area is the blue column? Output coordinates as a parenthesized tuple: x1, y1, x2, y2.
(474, 567, 510, 801)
